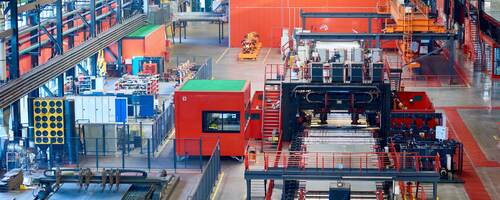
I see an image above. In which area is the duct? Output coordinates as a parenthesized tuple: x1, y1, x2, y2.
(0, 14, 147, 109)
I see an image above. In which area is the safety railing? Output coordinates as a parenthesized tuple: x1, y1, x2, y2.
(399, 181, 427, 200)
(400, 75, 464, 87)
(169, 55, 213, 81)
(245, 151, 441, 174)
(0, 136, 208, 171)
(187, 141, 221, 200)
(383, 54, 466, 87)
(265, 64, 286, 81)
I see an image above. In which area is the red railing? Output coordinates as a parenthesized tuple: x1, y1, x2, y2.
(399, 181, 428, 200)
(245, 151, 441, 174)
(265, 64, 285, 81)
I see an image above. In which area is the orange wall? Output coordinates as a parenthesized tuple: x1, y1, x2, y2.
(230, 0, 385, 48)
(122, 25, 167, 60)
(144, 25, 167, 57)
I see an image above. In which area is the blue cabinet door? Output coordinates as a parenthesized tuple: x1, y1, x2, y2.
(115, 98, 128, 122)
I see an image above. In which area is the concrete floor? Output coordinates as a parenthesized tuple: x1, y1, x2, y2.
(170, 21, 500, 199)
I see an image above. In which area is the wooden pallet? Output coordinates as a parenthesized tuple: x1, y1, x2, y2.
(239, 51, 259, 60)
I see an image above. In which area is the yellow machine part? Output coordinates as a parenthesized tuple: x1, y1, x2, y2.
(33, 98, 65, 145)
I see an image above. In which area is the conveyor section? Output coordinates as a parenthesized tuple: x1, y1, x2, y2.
(0, 14, 147, 109)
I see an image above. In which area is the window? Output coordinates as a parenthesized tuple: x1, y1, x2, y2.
(202, 111, 240, 133)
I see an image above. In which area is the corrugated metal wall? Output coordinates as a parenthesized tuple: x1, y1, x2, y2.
(229, 0, 383, 48)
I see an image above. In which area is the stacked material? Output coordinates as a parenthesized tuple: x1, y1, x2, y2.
(0, 169, 23, 192)
(164, 61, 197, 84)
(115, 74, 159, 95)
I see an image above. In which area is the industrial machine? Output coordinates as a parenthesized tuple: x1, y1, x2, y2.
(34, 168, 176, 200)
(32, 98, 77, 169)
(129, 57, 165, 75)
(239, 32, 262, 60)
(244, 42, 463, 199)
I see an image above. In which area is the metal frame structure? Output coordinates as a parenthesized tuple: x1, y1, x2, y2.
(172, 12, 227, 44)
(300, 10, 392, 44)
(280, 82, 392, 145)
(244, 151, 442, 200)
(1, 0, 143, 139)
(36, 168, 173, 200)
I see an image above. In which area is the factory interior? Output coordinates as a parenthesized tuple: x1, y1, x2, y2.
(0, 0, 499, 199)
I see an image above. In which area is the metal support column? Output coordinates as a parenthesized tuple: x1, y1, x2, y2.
(90, 0, 98, 78)
(367, 18, 372, 47)
(433, 182, 438, 200)
(116, 0, 123, 76)
(376, 35, 381, 48)
(380, 83, 391, 148)
(56, 0, 64, 97)
(218, 21, 221, 44)
(28, 4, 40, 144)
(9, 0, 21, 139)
(449, 38, 455, 70)
(246, 179, 251, 200)
(66, 2, 76, 81)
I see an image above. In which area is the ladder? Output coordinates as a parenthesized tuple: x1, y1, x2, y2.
(402, 5, 414, 66)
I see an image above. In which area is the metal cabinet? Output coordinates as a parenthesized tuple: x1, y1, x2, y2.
(69, 95, 127, 124)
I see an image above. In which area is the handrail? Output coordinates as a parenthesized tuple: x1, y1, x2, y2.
(245, 151, 441, 173)
(188, 141, 221, 200)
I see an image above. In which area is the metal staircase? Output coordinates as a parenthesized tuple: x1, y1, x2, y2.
(261, 64, 284, 152)
(281, 131, 305, 200)
(250, 180, 266, 199)
(468, 2, 483, 69)
(389, 68, 403, 91)
(261, 84, 282, 152)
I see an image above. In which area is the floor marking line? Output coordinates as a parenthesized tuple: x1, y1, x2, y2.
(444, 108, 494, 200)
(443, 108, 500, 167)
(216, 48, 230, 64)
(210, 171, 225, 200)
(262, 48, 271, 64)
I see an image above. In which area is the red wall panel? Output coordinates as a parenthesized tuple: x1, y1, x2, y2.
(174, 82, 251, 156)
(230, 0, 382, 47)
